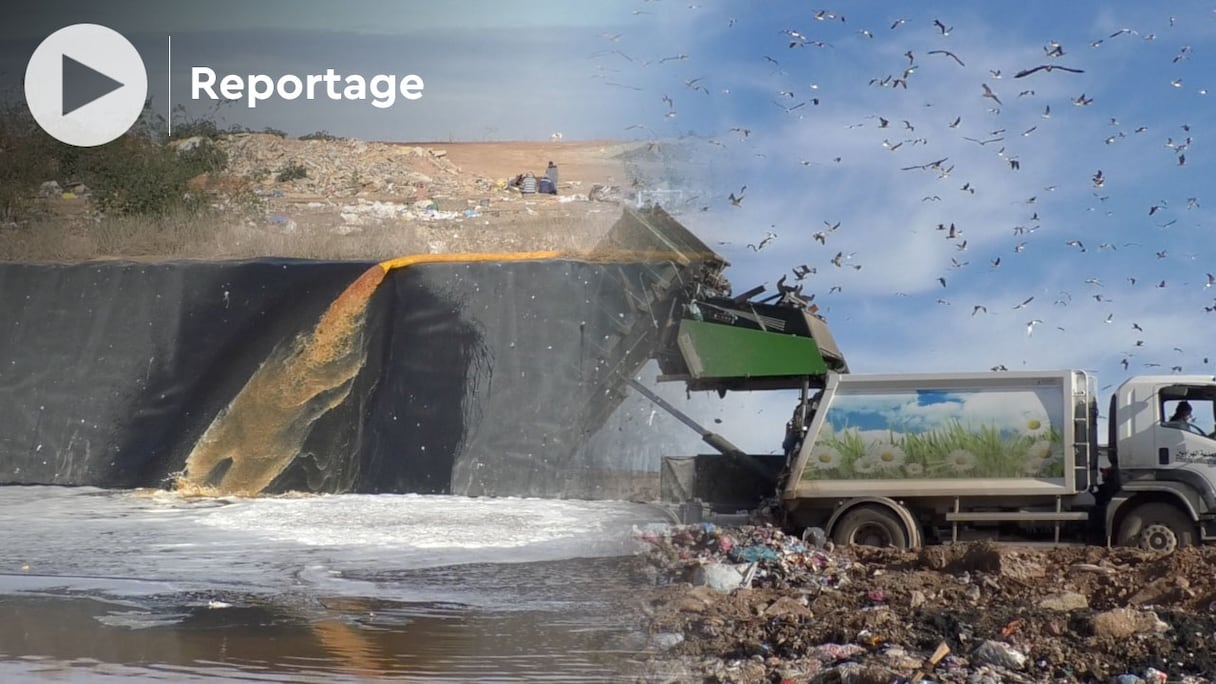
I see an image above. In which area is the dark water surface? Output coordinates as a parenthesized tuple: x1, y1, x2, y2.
(0, 487, 668, 682)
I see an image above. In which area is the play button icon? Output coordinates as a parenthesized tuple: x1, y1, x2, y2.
(62, 55, 126, 117)
(25, 24, 148, 147)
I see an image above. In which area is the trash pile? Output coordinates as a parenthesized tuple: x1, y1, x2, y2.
(215, 133, 471, 199)
(18, 135, 705, 259)
(628, 523, 1216, 684)
(193, 134, 641, 250)
(211, 134, 640, 208)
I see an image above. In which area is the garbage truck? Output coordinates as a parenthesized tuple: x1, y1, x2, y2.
(650, 273, 1216, 552)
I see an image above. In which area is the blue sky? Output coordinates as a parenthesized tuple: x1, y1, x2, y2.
(595, 3, 1215, 396)
(6, 1, 1215, 451)
(825, 388, 1060, 436)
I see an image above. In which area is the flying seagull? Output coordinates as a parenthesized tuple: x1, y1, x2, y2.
(981, 83, 1002, 105)
(927, 49, 965, 67)
(900, 157, 949, 171)
(1014, 64, 1085, 78)
(746, 231, 777, 251)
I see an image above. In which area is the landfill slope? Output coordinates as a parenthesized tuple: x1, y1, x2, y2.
(19, 135, 703, 262)
(0, 198, 726, 497)
(0, 250, 699, 496)
(195, 135, 696, 257)
(630, 524, 1216, 684)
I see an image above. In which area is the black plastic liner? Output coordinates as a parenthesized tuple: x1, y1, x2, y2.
(0, 255, 696, 497)
(0, 260, 367, 489)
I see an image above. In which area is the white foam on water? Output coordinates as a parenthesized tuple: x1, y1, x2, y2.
(0, 486, 665, 596)
(195, 493, 646, 548)
(2, 487, 660, 682)
(93, 611, 192, 630)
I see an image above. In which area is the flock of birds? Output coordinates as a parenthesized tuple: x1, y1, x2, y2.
(588, 3, 1213, 380)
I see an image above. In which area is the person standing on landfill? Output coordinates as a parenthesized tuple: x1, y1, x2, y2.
(542, 161, 559, 194)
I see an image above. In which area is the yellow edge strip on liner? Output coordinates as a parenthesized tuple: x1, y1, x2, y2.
(378, 251, 563, 272)
(378, 248, 714, 273)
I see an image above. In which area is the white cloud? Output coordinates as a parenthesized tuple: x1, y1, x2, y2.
(642, 4, 1216, 403)
(830, 386, 1061, 434)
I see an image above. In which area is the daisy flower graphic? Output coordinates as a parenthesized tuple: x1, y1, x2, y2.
(1021, 411, 1051, 438)
(1026, 440, 1053, 461)
(853, 455, 880, 474)
(1021, 440, 1057, 474)
(868, 441, 907, 470)
(946, 449, 978, 472)
(810, 445, 842, 470)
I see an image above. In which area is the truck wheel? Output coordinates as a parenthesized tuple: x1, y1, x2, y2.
(1117, 502, 1195, 553)
(832, 505, 909, 549)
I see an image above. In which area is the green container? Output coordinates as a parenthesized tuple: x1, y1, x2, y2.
(677, 318, 828, 380)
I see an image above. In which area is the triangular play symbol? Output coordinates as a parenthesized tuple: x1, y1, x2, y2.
(62, 54, 125, 117)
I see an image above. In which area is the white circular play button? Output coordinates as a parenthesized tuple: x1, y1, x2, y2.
(24, 23, 148, 147)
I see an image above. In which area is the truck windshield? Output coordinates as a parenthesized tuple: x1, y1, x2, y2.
(1162, 396, 1216, 438)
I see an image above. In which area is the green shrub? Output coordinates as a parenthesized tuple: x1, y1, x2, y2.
(171, 117, 222, 140)
(166, 101, 229, 141)
(276, 162, 308, 183)
(0, 98, 237, 218)
(84, 144, 228, 219)
(181, 139, 229, 175)
(74, 136, 228, 215)
(299, 130, 341, 142)
(0, 112, 59, 219)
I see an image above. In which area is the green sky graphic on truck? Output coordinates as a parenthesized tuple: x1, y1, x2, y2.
(800, 387, 1065, 481)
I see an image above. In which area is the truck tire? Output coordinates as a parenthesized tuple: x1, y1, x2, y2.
(831, 505, 909, 549)
(1116, 502, 1195, 553)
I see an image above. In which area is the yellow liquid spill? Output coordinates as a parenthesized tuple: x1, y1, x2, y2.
(177, 266, 386, 495)
(175, 247, 706, 496)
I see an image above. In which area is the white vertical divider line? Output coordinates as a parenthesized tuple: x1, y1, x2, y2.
(167, 34, 172, 137)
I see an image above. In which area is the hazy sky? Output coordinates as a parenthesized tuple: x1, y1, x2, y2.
(3, 1, 627, 37)
(8, 1, 1216, 450)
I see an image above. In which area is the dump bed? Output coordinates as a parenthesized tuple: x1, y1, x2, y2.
(786, 370, 1095, 501)
(653, 284, 848, 393)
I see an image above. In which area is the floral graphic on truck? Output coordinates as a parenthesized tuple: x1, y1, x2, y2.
(800, 386, 1065, 481)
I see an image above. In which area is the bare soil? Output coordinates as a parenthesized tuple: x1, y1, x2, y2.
(404, 140, 635, 189)
(3, 137, 644, 261)
(636, 536, 1216, 682)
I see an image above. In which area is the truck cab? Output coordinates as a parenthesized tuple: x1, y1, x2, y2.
(1105, 376, 1216, 549)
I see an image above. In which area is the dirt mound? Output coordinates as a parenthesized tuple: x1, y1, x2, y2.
(205, 134, 649, 255)
(16, 135, 661, 261)
(630, 524, 1216, 683)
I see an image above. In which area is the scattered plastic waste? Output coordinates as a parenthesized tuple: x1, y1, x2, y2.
(630, 525, 1212, 684)
(971, 640, 1027, 670)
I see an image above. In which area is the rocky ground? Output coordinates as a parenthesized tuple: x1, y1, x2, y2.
(11, 134, 701, 261)
(191, 134, 676, 255)
(627, 522, 1216, 684)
